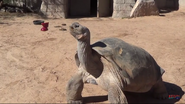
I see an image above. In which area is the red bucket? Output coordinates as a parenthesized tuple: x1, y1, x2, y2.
(41, 22, 49, 31)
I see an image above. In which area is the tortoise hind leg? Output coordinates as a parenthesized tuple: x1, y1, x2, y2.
(108, 83, 128, 103)
(152, 78, 168, 99)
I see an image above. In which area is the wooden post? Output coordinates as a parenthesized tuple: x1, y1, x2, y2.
(97, 0, 99, 18)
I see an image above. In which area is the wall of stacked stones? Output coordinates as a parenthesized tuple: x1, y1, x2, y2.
(179, 0, 185, 8)
(5, 0, 183, 18)
(40, 0, 136, 18)
(4, 0, 42, 12)
(112, 0, 136, 18)
(40, 0, 67, 18)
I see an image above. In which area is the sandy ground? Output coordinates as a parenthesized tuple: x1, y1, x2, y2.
(0, 8, 185, 103)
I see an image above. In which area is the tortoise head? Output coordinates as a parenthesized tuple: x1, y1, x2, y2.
(69, 22, 90, 41)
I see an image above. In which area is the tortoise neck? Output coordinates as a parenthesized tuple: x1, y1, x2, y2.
(77, 39, 102, 78)
(77, 39, 92, 67)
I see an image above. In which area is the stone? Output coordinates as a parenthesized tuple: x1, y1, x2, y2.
(114, 0, 135, 4)
(112, 10, 131, 18)
(42, 0, 64, 5)
(114, 4, 133, 11)
(179, 0, 185, 8)
(113, 0, 136, 18)
(44, 11, 65, 18)
(130, 0, 159, 18)
(40, 0, 66, 18)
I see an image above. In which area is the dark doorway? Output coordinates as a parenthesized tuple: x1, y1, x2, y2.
(90, 0, 97, 16)
(110, 0, 113, 16)
(67, 0, 113, 18)
(98, 0, 113, 17)
(68, 0, 97, 18)
(68, 0, 91, 17)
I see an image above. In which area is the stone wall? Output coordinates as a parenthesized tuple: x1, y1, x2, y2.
(40, 0, 66, 18)
(4, 0, 42, 12)
(130, 0, 159, 18)
(179, 0, 185, 8)
(112, 0, 136, 18)
(3, 0, 184, 18)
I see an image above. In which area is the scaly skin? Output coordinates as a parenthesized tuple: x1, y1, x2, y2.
(66, 22, 168, 103)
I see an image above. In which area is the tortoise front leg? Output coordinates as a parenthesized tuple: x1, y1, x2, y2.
(66, 72, 84, 103)
(108, 83, 128, 104)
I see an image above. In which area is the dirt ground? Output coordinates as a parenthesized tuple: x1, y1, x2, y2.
(0, 8, 185, 103)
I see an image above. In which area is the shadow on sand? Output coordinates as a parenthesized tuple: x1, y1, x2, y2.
(83, 82, 184, 103)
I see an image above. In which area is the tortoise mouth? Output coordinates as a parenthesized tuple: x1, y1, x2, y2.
(76, 34, 84, 40)
(69, 26, 84, 40)
(69, 25, 83, 35)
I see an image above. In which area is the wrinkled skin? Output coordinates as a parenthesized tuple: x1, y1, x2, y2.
(66, 22, 168, 103)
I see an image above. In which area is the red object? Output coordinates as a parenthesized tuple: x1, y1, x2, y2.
(41, 22, 49, 31)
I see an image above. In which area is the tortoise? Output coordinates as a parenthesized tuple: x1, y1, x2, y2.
(66, 22, 168, 103)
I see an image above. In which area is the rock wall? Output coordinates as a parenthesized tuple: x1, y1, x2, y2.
(130, 0, 159, 18)
(2, 0, 184, 18)
(40, 0, 66, 18)
(4, 0, 42, 12)
(179, 0, 185, 8)
(112, 0, 136, 18)
(37, 0, 160, 18)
